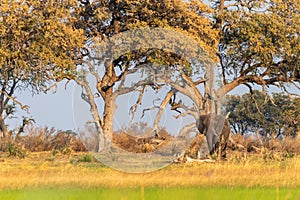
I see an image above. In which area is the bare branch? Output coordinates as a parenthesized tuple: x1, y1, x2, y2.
(141, 90, 174, 135)
(291, 81, 300, 91)
(152, 90, 174, 133)
(217, 74, 300, 98)
(1, 91, 30, 112)
(171, 102, 198, 119)
(85, 61, 102, 85)
(113, 80, 157, 97)
(243, 83, 263, 116)
(64, 80, 71, 90)
(243, 83, 254, 94)
(45, 82, 58, 94)
(263, 92, 276, 106)
(193, 78, 207, 85)
(181, 73, 204, 106)
(217, 53, 227, 85)
(167, 81, 203, 111)
(3, 79, 18, 108)
(282, 85, 300, 98)
(72, 75, 103, 134)
(178, 122, 196, 137)
(174, 111, 197, 119)
(129, 86, 145, 121)
(141, 105, 160, 118)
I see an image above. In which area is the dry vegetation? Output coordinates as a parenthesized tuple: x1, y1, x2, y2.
(228, 134, 300, 156)
(0, 127, 87, 153)
(1, 126, 300, 159)
(0, 151, 300, 190)
(1, 127, 300, 191)
(113, 129, 172, 153)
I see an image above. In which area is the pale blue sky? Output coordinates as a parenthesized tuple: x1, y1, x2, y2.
(7, 78, 263, 133)
(9, 71, 298, 134)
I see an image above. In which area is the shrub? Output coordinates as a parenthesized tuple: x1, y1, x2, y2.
(78, 154, 93, 162)
(6, 143, 26, 158)
(16, 126, 87, 152)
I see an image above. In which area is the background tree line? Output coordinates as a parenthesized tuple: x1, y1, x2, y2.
(225, 91, 300, 138)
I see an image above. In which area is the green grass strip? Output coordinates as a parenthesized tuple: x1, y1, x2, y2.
(0, 187, 300, 200)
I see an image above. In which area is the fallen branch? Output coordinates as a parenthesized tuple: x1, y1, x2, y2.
(186, 157, 216, 163)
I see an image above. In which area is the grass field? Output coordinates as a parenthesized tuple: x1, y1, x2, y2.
(0, 151, 300, 199)
(1, 187, 300, 200)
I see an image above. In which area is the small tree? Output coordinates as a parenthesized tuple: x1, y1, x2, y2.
(0, 0, 85, 138)
(281, 97, 300, 137)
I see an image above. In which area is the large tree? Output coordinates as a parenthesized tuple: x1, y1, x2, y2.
(72, 0, 299, 155)
(212, 0, 300, 98)
(72, 0, 219, 151)
(0, 0, 85, 138)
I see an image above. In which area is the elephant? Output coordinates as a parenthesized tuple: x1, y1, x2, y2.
(196, 113, 230, 159)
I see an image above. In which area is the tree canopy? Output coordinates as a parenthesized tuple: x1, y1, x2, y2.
(0, 0, 85, 137)
(214, 0, 300, 97)
(75, 0, 218, 57)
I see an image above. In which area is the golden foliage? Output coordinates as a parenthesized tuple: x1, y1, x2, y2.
(76, 0, 219, 60)
(0, 0, 86, 80)
(221, 0, 299, 72)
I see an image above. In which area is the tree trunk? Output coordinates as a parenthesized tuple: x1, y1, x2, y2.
(103, 97, 114, 139)
(204, 63, 215, 114)
(0, 115, 8, 139)
(100, 88, 116, 152)
(153, 90, 174, 134)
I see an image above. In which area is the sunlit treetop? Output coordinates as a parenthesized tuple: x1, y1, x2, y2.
(0, 0, 86, 91)
(217, 0, 300, 84)
(75, 0, 219, 60)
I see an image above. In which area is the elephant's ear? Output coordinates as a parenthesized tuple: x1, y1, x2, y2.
(197, 115, 208, 134)
(203, 115, 211, 127)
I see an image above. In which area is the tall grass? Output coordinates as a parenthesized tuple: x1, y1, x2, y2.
(0, 152, 300, 190)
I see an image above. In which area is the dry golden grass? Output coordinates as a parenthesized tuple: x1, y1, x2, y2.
(0, 151, 300, 190)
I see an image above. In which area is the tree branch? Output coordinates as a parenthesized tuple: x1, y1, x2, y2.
(72, 75, 103, 135)
(217, 75, 299, 98)
(129, 86, 146, 121)
(1, 91, 29, 112)
(171, 102, 198, 119)
(167, 81, 204, 113)
(113, 80, 158, 97)
(141, 90, 174, 135)
(178, 122, 196, 137)
(152, 90, 174, 133)
(3, 79, 18, 108)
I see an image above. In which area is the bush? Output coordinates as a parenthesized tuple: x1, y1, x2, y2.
(78, 154, 93, 162)
(15, 126, 87, 152)
(6, 143, 26, 158)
